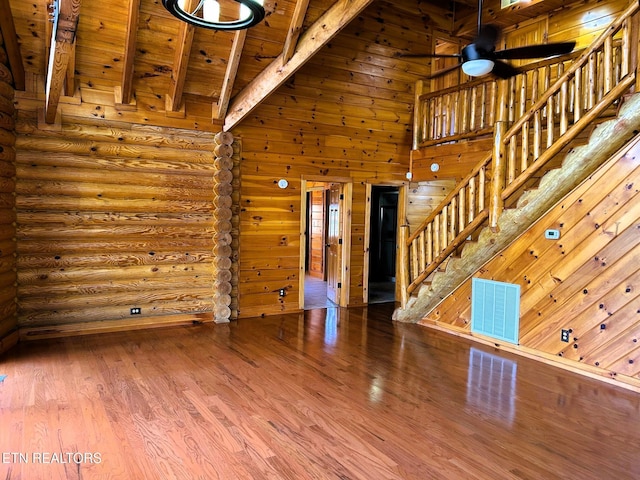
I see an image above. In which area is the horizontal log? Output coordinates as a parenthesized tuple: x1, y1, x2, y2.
(213, 282, 232, 297)
(15, 195, 215, 213)
(15, 151, 216, 175)
(214, 157, 234, 170)
(18, 288, 215, 313)
(16, 163, 215, 189)
(17, 237, 212, 255)
(0, 128, 15, 145)
(214, 144, 233, 157)
(17, 263, 214, 284)
(16, 210, 214, 226)
(214, 169, 234, 184)
(0, 157, 16, 177)
(15, 179, 214, 202)
(214, 131, 234, 146)
(213, 195, 232, 208)
(16, 224, 215, 239)
(17, 251, 212, 269)
(15, 136, 215, 163)
(0, 208, 15, 224)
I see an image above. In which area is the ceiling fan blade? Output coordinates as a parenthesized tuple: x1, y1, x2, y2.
(425, 63, 462, 79)
(491, 60, 519, 79)
(396, 52, 462, 59)
(495, 42, 576, 60)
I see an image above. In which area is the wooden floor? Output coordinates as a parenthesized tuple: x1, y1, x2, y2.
(1, 304, 640, 479)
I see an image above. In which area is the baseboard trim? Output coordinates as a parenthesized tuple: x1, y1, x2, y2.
(0, 329, 19, 355)
(419, 320, 640, 394)
(18, 313, 215, 341)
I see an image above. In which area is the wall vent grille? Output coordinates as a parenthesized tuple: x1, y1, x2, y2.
(471, 278, 520, 344)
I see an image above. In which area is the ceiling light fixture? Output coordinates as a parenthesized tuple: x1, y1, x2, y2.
(162, 0, 265, 31)
(460, 43, 495, 77)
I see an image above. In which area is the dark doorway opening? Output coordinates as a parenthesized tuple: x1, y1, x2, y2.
(368, 186, 398, 304)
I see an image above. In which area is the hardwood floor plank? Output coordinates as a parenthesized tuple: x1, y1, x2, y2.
(1, 304, 640, 479)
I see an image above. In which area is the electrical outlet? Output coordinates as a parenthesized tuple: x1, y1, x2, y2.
(130, 307, 141, 315)
(279, 289, 286, 297)
(561, 329, 570, 342)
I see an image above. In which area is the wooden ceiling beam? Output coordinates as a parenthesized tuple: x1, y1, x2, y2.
(214, 29, 247, 120)
(116, 0, 141, 106)
(45, 0, 81, 124)
(223, 0, 376, 131)
(166, 0, 197, 114)
(281, 0, 311, 65)
(0, 0, 25, 90)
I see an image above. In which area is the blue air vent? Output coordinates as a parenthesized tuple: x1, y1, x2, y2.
(471, 278, 520, 344)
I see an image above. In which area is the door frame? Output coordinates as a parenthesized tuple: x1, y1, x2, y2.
(299, 176, 353, 309)
(363, 181, 407, 304)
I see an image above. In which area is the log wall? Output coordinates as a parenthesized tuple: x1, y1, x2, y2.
(0, 32, 17, 353)
(231, 3, 430, 317)
(13, 113, 228, 338)
(424, 136, 640, 389)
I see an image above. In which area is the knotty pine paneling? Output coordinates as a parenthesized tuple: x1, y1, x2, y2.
(406, 180, 457, 235)
(232, 2, 431, 317)
(13, 113, 223, 335)
(424, 136, 640, 388)
(0, 53, 17, 351)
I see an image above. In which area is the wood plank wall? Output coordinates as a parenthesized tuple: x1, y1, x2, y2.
(424, 137, 640, 388)
(231, 3, 431, 317)
(406, 180, 456, 234)
(13, 113, 223, 338)
(0, 35, 17, 352)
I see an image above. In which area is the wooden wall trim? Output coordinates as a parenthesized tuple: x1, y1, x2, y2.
(19, 312, 214, 341)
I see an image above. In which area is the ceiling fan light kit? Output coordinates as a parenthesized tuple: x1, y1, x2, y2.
(162, 0, 265, 30)
(461, 59, 494, 77)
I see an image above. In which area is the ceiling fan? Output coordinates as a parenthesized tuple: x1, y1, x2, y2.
(400, 0, 576, 79)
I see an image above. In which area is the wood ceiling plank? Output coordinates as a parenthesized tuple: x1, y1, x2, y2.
(45, 0, 81, 124)
(224, 0, 376, 131)
(281, 0, 310, 64)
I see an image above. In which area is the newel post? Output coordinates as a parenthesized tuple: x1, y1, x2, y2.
(489, 79, 508, 232)
(398, 224, 410, 308)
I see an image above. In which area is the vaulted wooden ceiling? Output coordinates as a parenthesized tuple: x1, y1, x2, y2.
(3, 0, 570, 131)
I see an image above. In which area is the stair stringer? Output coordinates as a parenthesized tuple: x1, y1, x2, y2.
(393, 92, 640, 323)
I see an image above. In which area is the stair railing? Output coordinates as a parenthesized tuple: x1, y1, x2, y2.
(401, 1, 640, 306)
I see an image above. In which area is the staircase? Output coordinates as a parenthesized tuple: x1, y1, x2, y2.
(394, 1, 640, 323)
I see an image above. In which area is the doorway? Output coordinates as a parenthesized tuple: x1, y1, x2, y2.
(367, 185, 399, 304)
(300, 179, 352, 310)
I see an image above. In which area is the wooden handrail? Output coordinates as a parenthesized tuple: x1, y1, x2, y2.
(407, 152, 491, 245)
(505, 2, 637, 140)
(403, 1, 640, 300)
(417, 49, 583, 103)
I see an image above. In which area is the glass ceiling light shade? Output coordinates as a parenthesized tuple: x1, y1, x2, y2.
(461, 59, 495, 76)
(163, 0, 265, 31)
(461, 43, 495, 77)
